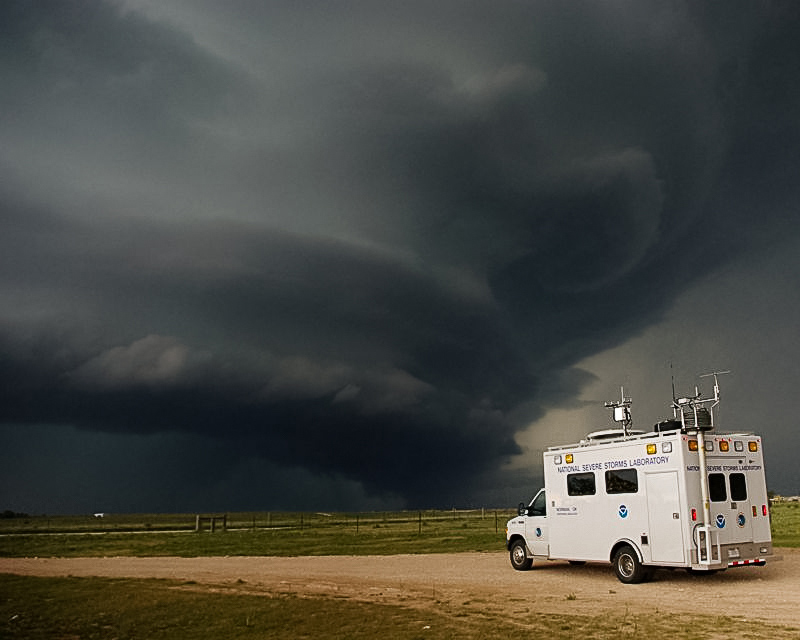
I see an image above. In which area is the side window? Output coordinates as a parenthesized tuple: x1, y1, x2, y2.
(567, 472, 596, 496)
(605, 468, 638, 494)
(708, 473, 727, 502)
(729, 473, 747, 501)
(530, 490, 547, 516)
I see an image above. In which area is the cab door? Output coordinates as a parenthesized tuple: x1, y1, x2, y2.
(525, 489, 549, 556)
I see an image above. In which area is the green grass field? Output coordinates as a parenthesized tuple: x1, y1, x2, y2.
(1, 501, 797, 558)
(0, 509, 515, 557)
(770, 500, 800, 547)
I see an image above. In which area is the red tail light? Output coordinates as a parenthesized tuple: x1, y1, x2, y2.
(691, 508, 697, 521)
(762, 504, 768, 516)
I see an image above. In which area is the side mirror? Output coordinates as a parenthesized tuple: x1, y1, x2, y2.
(518, 502, 528, 517)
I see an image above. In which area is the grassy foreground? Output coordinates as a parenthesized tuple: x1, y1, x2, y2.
(2, 573, 798, 640)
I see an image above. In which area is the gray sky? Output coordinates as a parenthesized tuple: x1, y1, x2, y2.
(2, 1, 799, 514)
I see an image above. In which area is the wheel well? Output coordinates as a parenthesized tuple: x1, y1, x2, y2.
(507, 534, 526, 552)
(610, 540, 642, 564)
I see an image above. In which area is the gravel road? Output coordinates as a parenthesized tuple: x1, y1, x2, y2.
(2, 549, 797, 627)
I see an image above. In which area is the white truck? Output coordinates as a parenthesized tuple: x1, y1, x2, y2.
(506, 373, 774, 583)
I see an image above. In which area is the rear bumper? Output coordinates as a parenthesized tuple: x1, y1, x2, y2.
(728, 558, 766, 567)
(691, 541, 773, 566)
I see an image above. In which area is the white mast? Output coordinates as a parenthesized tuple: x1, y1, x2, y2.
(674, 370, 729, 564)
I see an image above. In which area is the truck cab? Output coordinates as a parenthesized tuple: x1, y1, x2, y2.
(508, 488, 548, 569)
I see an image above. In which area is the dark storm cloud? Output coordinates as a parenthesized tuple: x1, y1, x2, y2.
(0, 207, 529, 501)
(2, 1, 799, 509)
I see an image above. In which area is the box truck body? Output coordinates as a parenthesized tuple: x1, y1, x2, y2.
(506, 377, 774, 583)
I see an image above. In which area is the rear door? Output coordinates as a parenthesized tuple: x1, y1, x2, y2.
(708, 471, 754, 545)
(645, 471, 685, 563)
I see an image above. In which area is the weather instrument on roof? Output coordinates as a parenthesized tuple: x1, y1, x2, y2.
(604, 386, 633, 436)
(671, 370, 729, 431)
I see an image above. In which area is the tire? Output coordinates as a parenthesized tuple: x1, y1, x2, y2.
(612, 545, 648, 584)
(509, 539, 533, 571)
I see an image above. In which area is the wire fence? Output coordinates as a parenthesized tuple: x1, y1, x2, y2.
(0, 508, 518, 536)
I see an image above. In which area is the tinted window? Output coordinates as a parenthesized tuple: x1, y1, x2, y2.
(605, 468, 638, 494)
(567, 472, 596, 496)
(530, 491, 547, 516)
(708, 473, 727, 502)
(729, 473, 747, 501)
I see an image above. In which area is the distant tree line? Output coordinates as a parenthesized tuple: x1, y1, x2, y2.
(1, 510, 30, 518)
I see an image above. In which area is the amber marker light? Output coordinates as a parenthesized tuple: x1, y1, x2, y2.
(748, 441, 759, 452)
(565, 454, 574, 464)
(688, 440, 698, 451)
(720, 441, 730, 452)
(646, 443, 657, 455)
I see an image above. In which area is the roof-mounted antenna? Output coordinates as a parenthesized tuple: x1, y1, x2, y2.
(699, 370, 730, 426)
(672, 370, 729, 431)
(670, 362, 676, 404)
(604, 386, 632, 436)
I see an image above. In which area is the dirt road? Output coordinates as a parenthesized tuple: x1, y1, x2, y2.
(2, 549, 798, 627)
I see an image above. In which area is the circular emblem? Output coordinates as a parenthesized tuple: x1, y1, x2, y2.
(535, 527, 542, 537)
(618, 505, 628, 518)
(716, 514, 726, 528)
(737, 513, 746, 528)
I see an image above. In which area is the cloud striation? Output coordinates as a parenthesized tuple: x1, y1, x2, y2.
(1, 1, 799, 510)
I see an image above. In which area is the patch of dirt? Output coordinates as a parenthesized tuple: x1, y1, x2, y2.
(2, 549, 797, 626)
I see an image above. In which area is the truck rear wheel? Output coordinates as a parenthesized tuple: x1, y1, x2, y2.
(510, 539, 533, 571)
(612, 545, 648, 584)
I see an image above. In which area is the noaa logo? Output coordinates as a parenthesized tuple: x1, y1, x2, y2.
(716, 514, 726, 529)
(535, 527, 542, 537)
(737, 513, 746, 528)
(618, 505, 628, 518)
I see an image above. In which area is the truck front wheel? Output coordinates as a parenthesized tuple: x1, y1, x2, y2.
(509, 539, 533, 571)
(612, 545, 648, 584)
